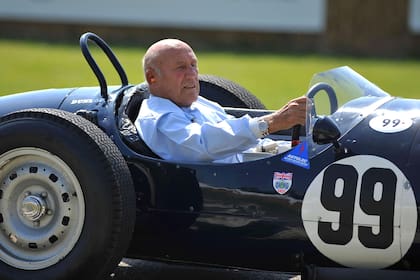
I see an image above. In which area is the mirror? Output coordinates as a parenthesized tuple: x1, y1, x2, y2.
(312, 116, 341, 145)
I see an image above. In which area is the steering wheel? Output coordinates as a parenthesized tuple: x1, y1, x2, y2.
(291, 82, 338, 147)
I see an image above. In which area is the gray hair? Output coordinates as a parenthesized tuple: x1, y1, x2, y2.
(142, 51, 161, 81)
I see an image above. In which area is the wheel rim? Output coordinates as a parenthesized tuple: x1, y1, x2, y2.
(0, 148, 85, 270)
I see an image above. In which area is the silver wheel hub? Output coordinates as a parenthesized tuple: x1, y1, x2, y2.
(0, 148, 85, 270)
(21, 194, 47, 222)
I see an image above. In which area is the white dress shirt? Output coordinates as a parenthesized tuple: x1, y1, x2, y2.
(135, 94, 263, 163)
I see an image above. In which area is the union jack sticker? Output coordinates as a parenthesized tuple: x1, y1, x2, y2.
(272, 172, 293, 195)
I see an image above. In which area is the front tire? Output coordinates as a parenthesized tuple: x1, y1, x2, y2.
(0, 109, 135, 280)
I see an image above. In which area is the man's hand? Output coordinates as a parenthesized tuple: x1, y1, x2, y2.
(263, 96, 308, 134)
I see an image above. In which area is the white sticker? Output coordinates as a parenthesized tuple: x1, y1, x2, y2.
(301, 155, 417, 269)
(369, 114, 412, 133)
(272, 172, 293, 195)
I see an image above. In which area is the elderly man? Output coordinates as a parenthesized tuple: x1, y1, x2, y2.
(135, 38, 307, 163)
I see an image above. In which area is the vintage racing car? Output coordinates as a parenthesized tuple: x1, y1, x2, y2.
(0, 32, 419, 280)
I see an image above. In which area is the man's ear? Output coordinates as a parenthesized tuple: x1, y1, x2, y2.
(145, 69, 156, 84)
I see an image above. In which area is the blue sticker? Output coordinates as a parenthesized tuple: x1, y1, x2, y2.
(281, 141, 310, 169)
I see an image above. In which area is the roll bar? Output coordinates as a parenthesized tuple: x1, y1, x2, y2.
(80, 32, 129, 101)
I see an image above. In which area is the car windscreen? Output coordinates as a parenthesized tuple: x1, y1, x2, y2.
(306, 66, 392, 158)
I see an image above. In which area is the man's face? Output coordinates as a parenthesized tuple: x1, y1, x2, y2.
(149, 44, 199, 107)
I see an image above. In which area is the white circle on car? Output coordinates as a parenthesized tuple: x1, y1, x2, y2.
(301, 155, 417, 269)
(369, 114, 412, 133)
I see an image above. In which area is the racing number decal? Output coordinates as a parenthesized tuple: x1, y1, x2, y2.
(302, 156, 417, 269)
(318, 165, 396, 249)
(358, 168, 396, 249)
(318, 164, 358, 246)
(369, 114, 412, 133)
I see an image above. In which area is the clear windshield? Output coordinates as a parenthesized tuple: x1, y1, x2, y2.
(306, 66, 391, 158)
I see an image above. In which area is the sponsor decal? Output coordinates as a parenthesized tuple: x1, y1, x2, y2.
(70, 98, 102, 105)
(71, 99, 94, 104)
(281, 141, 310, 169)
(272, 172, 293, 195)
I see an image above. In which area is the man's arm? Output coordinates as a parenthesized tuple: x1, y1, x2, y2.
(261, 96, 307, 134)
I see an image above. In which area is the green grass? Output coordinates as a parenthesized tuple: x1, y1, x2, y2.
(1, 39, 419, 109)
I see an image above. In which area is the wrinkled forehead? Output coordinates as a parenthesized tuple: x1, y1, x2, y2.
(159, 47, 196, 66)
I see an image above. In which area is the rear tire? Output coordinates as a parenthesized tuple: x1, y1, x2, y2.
(0, 109, 135, 280)
(199, 75, 266, 109)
